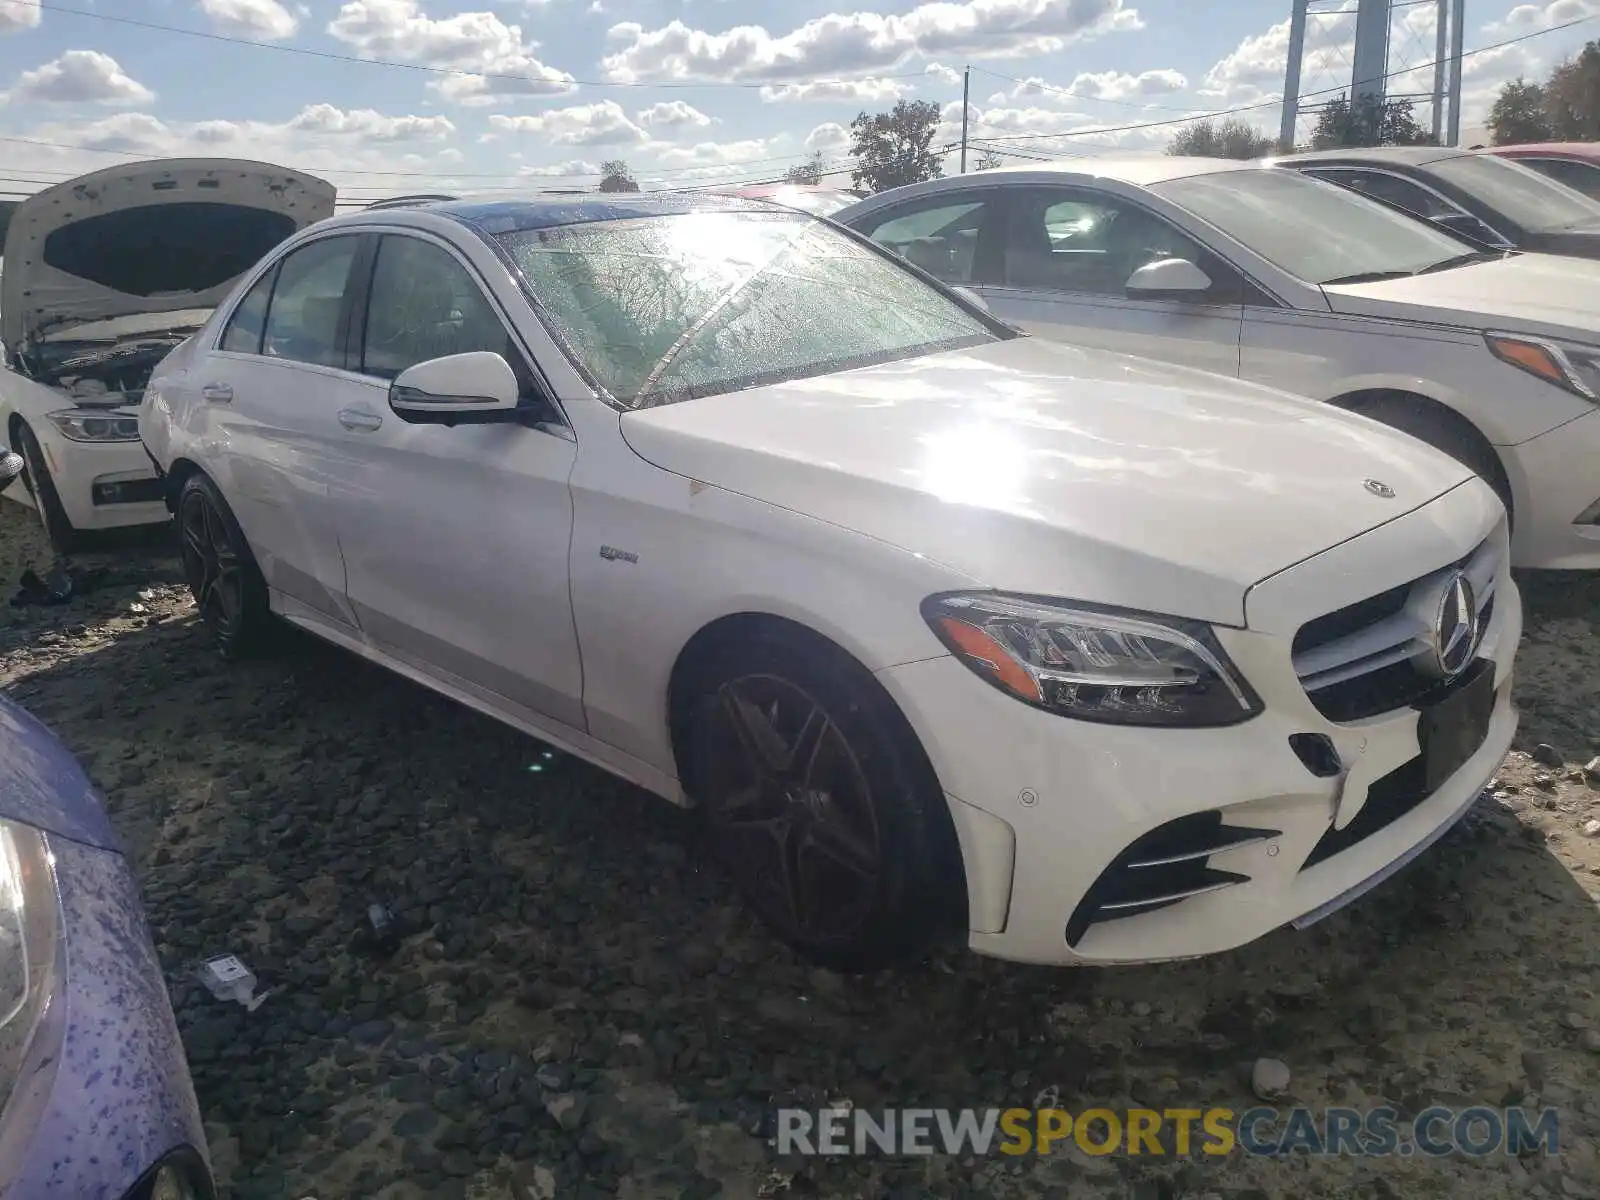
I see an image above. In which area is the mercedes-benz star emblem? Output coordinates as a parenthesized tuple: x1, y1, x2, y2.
(1425, 570, 1480, 679)
(1364, 478, 1396, 499)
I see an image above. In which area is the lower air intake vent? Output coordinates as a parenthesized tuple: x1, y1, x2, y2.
(1065, 811, 1280, 947)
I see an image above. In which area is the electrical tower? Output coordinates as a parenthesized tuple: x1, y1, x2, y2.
(1279, 0, 1466, 149)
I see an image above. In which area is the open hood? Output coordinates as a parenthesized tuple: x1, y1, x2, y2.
(2, 158, 335, 351)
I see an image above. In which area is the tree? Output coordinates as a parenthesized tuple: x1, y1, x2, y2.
(598, 159, 639, 193)
(783, 151, 826, 185)
(1310, 93, 1433, 150)
(1544, 41, 1600, 139)
(849, 99, 943, 193)
(974, 148, 1004, 170)
(1487, 77, 1554, 144)
(1166, 117, 1276, 160)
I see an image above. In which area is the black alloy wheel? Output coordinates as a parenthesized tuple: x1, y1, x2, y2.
(702, 674, 884, 945)
(177, 474, 268, 658)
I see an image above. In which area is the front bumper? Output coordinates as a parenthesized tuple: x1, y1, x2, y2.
(877, 481, 1519, 967)
(1501, 406, 1600, 569)
(0, 835, 212, 1198)
(11, 416, 167, 530)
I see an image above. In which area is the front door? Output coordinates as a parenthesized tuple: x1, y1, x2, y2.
(324, 231, 585, 730)
(977, 186, 1244, 377)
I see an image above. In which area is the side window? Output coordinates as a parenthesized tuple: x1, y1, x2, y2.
(1523, 157, 1600, 200)
(361, 236, 518, 380)
(855, 194, 1000, 285)
(261, 236, 360, 369)
(220, 267, 275, 354)
(1310, 169, 1457, 219)
(1003, 188, 1231, 300)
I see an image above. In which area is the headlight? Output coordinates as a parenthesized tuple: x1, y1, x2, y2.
(1484, 331, 1600, 401)
(45, 409, 141, 443)
(922, 593, 1262, 727)
(0, 820, 62, 1117)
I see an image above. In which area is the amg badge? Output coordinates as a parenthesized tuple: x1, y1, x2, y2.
(1363, 478, 1396, 499)
(599, 545, 638, 564)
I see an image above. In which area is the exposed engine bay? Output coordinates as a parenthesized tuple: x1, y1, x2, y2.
(21, 331, 194, 409)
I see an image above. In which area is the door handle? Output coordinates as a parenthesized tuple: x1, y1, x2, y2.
(337, 407, 383, 432)
(200, 382, 233, 404)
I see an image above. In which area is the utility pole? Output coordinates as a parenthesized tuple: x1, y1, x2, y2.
(960, 66, 970, 174)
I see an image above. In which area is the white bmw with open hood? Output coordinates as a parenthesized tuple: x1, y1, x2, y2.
(140, 194, 1519, 969)
(0, 158, 334, 551)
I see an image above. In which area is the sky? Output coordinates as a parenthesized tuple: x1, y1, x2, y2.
(0, 0, 1593, 204)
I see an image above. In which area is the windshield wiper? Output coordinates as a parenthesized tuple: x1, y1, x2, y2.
(1320, 270, 1416, 285)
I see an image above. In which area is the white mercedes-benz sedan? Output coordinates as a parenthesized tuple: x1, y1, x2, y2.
(139, 194, 1519, 970)
(836, 158, 1600, 571)
(0, 159, 334, 553)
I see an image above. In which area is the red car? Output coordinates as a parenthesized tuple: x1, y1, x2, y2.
(1487, 142, 1600, 200)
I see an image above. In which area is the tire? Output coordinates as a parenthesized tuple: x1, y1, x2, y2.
(682, 626, 964, 972)
(1345, 397, 1515, 523)
(14, 422, 82, 556)
(176, 472, 271, 659)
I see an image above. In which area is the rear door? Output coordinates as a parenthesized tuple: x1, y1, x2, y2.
(979, 185, 1245, 376)
(185, 232, 370, 628)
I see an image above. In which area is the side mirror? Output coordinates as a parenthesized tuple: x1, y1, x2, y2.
(1125, 257, 1213, 299)
(953, 286, 990, 313)
(389, 351, 521, 424)
(0, 450, 22, 489)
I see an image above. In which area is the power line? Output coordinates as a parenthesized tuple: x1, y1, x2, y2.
(1, 0, 927, 92)
(971, 15, 1599, 146)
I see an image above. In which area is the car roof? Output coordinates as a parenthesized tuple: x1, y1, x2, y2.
(1271, 145, 1478, 168)
(1491, 142, 1600, 160)
(423, 191, 773, 232)
(864, 156, 1260, 194)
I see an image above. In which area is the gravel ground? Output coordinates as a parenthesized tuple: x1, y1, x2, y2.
(5, 499, 1600, 1200)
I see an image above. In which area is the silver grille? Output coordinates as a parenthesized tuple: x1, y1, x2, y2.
(1292, 536, 1499, 719)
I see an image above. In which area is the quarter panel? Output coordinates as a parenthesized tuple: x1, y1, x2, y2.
(1240, 307, 1588, 445)
(564, 399, 977, 777)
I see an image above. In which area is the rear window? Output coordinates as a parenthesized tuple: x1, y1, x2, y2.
(42, 201, 297, 296)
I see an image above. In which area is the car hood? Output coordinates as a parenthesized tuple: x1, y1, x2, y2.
(1322, 251, 1600, 339)
(619, 338, 1475, 627)
(2, 158, 335, 351)
(0, 695, 120, 852)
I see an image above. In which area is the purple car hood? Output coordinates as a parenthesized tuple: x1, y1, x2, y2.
(0, 696, 120, 852)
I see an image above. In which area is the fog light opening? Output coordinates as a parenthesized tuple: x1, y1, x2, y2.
(1290, 732, 1343, 779)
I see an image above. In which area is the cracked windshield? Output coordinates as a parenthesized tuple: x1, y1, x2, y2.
(7, 2, 1600, 1200)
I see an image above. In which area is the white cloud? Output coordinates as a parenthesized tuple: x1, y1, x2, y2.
(517, 158, 602, 179)
(760, 77, 909, 103)
(1486, 0, 1600, 35)
(6, 51, 155, 107)
(1200, 9, 1356, 103)
(327, 0, 577, 104)
(0, 0, 38, 34)
(805, 121, 851, 152)
(288, 102, 455, 141)
(601, 0, 1143, 84)
(488, 100, 648, 146)
(197, 0, 300, 40)
(1062, 68, 1186, 100)
(924, 62, 962, 87)
(637, 99, 714, 129)
(645, 136, 786, 175)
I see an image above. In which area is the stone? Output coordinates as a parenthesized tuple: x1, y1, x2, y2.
(1250, 1057, 1291, 1100)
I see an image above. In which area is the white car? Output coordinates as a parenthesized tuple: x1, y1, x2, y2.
(0, 159, 334, 552)
(140, 194, 1519, 969)
(836, 158, 1600, 570)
